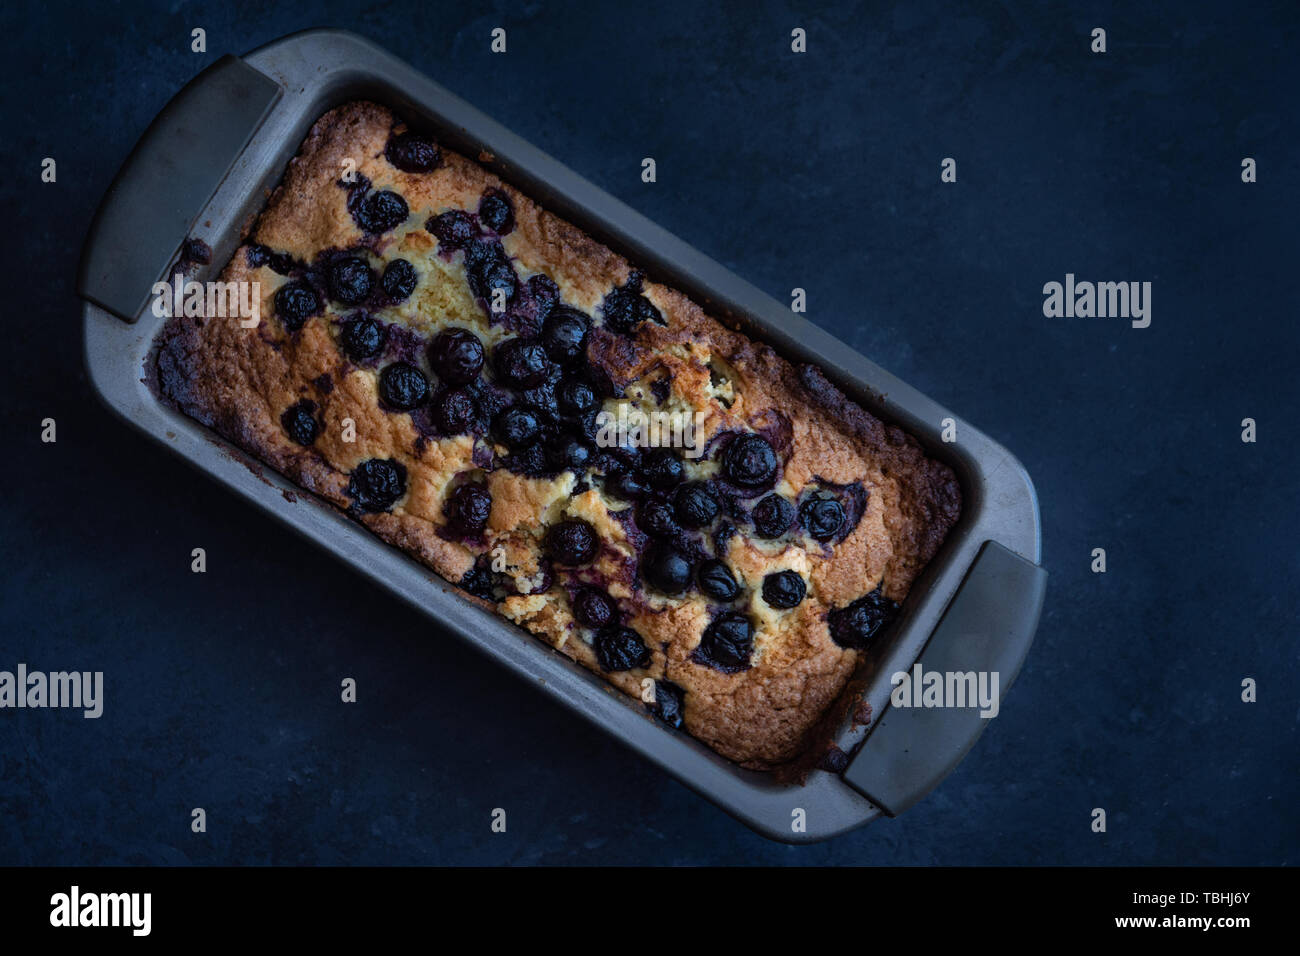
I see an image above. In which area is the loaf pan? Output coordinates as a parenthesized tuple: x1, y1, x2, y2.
(78, 29, 1046, 843)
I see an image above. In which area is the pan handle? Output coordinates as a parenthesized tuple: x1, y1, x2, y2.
(841, 540, 1047, 816)
(76, 55, 281, 322)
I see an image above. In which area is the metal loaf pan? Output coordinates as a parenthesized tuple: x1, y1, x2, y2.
(78, 29, 1046, 843)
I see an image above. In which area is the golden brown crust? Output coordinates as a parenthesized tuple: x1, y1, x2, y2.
(156, 101, 961, 772)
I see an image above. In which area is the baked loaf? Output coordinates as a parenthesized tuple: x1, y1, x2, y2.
(156, 101, 960, 772)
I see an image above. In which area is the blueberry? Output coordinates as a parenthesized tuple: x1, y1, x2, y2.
(385, 131, 441, 172)
(614, 444, 646, 469)
(181, 237, 211, 265)
(462, 238, 496, 272)
(433, 388, 477, 434)
(247, 244, 297, 275)
(601, 272, 663, 334)
(275, 281, 320, 331)
(642, 448, 684, 491)
(380, 258, 418, 301)
(595, 626, 651, 672)
(721, 433, 778, 488)
(696, 559, 740, 602)
(694, 613, 754, 672)
(340, 313, 383, 362)
(649, 679, 685, 728)
(819, 747, 850, 773)
(464, 241, 517, 305)
(672, 482, 719, 528)
(327, 256, 373, 305)
(540, 306, 589, 364)
(561, 439, 592, 471)
(521, 376, 561, 417)
(427, 209, 477, 248)
(557, 378, 598, 416)
(356, 190, 409, 234)
(280, 400, 320, 446)
(545, 519, 599, 566)
(461, 564, 496, 600)
(572, 588, 617, 629)
(607, 471, 649, 501)
(478, 188, 515, 234)
(527, 273, 560, 312)
(594, 445, 640, 478)
(493, 405, 541, 450)
(443, 482, 492, 535)
(429, 328, 485, 384)
(828, 588, 898, 649)
(379, 362, 429, 411)
(481, 260, 518, 307)
(642, 543, 692, 594)
(573, 409, 603, 443)
(801, 497, 845, 541)
(494, 338, 552, 389)
(714, 520, 737, 553)
(762, 570, 806, 609)
(751, 494, 795, 538)
(637, 499, 680, 538)
(346, 458, 406, 512)
(505, 442, 550, 478)
(475, 387, 513, 426)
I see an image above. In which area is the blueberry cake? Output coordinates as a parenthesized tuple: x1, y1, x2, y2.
(156, 101, 961, 773)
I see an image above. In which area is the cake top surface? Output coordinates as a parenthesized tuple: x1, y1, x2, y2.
(157, 100, 961, 771)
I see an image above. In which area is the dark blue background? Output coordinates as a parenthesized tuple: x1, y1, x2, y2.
(1, 0, 1296, 865)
